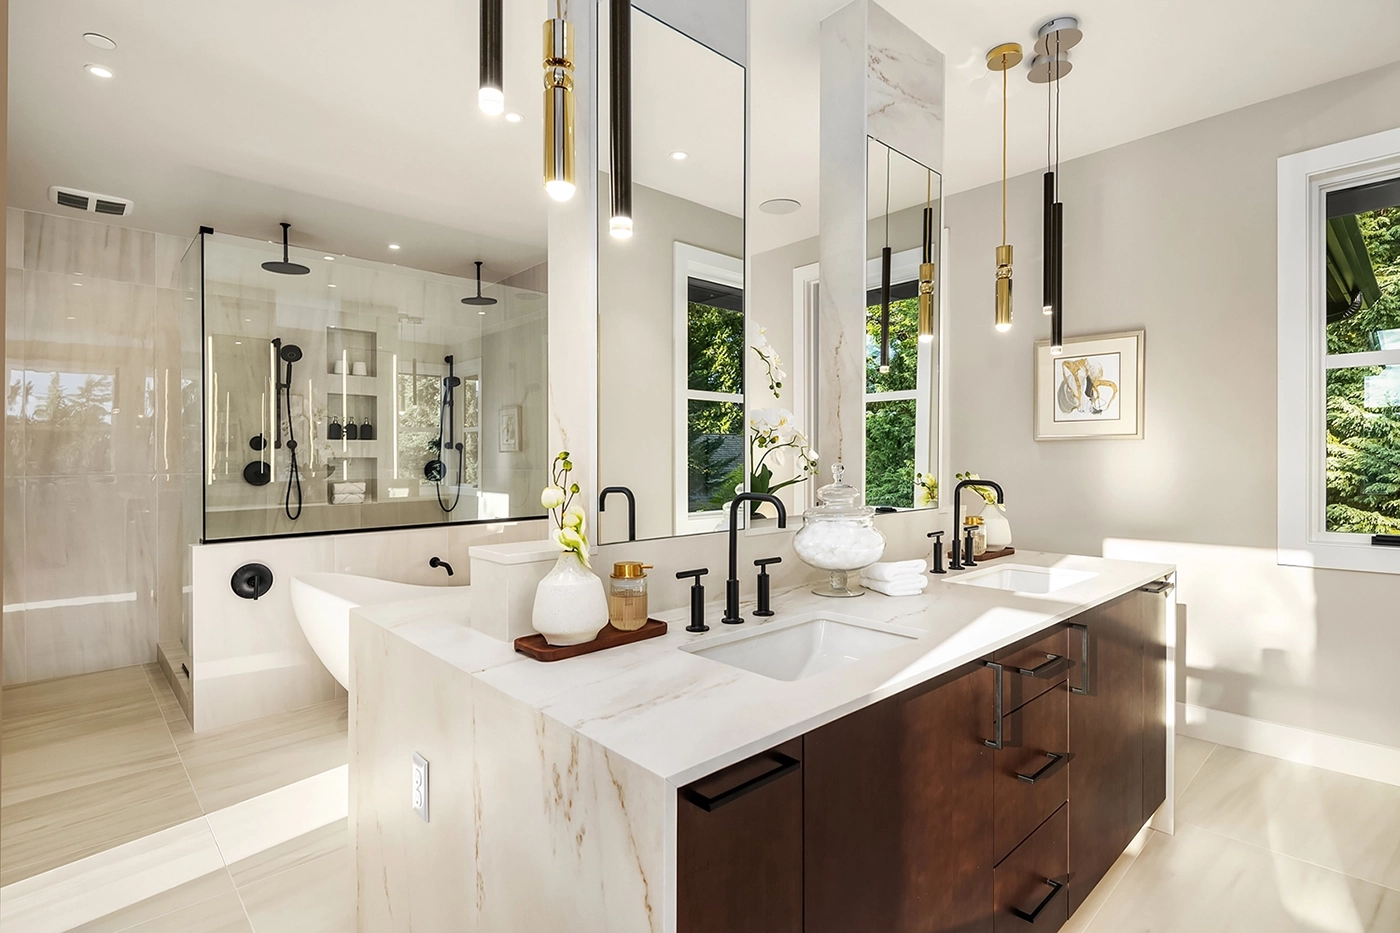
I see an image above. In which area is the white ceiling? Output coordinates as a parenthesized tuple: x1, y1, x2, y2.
(11, 0, 1400, 268)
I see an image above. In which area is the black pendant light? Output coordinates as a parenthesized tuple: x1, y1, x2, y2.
(261, 223, 310, 275)
(878, 145, 892, 374)
(479, 0, 504, 115)
(1030, 17, 1081, 355)
(608, 0, 633, 238)
(461, 261, 498, 307)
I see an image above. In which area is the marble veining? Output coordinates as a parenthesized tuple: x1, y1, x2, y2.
(865, 2, 946, 170)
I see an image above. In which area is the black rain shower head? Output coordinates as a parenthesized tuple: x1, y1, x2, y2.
(461, 261, 498, 306)
(262, 222, 311, 275)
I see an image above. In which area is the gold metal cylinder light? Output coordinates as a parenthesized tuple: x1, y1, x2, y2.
(918, 175, 937, 343)
(543, 18, 576, 202)
(987, 42, 1022, 334)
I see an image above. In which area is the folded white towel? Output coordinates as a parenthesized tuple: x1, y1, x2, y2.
(863, 559, 928, 582)
(331, 481, 367, 496)
(864, 576, 929, 597)
(332, 492, 366, 505)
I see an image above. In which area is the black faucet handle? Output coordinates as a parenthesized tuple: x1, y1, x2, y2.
(754, 557, 782, 569)
(678, 568, 710, 633)
(752, 557, 781, 618)
(927, 531, 947, 574)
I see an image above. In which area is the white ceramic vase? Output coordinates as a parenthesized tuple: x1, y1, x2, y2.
(984, 509, 1013, 551)
(532, 551, 609, 646)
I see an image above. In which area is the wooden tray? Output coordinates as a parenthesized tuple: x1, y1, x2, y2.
(514, 618, 669, 662)
(977, 546, 1016, 562)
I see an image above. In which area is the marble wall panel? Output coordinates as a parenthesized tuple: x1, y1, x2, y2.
(22, 211, 156, 286)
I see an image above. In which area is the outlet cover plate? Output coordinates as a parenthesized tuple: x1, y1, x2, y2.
(412, 752, 430, 823)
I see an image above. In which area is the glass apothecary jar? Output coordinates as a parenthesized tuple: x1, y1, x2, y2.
(608, 562, 651, 631)
(792, 464, 886, 597)
(965, 516, 988, 557)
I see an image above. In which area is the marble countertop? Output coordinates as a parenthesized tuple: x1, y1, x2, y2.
(355, 551, 1173, 787)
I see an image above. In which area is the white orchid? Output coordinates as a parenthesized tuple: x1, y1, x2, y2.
(752, 328, 786, 399)
(562, 502, 586, 530)
(540, 485, 566, 510)
(542, 452, 591, 566)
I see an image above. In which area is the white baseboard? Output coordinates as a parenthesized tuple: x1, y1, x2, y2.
(1177, 702, 1400, 788)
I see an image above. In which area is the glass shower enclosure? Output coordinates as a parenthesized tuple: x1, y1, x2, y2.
(179, 230, 548, 542)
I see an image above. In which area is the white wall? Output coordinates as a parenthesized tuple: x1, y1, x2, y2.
(945, 61, 1400, 750)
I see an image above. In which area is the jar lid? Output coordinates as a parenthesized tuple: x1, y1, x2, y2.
(965, 515, 986, 527)
(611, 561, 651, 579)
(804, 463, 875, 520)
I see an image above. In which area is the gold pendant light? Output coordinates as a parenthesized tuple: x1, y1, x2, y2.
(543, 5, 576, 202)
(917, 171, 936, 343)
(987, 42, 1022, 333)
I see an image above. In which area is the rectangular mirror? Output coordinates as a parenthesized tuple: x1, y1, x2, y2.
(596, 5, 746, 544)
(863, 137, 943, 511)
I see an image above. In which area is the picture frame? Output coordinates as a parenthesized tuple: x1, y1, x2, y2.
(498, 405, 521, 452)
(1034, 330, 1145, 440)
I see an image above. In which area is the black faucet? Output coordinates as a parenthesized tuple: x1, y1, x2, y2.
(429, 556, 454, 577)
(950, 478, 1004, 571)
(723, 494, 788, 624)
(598, 486, 637, 542)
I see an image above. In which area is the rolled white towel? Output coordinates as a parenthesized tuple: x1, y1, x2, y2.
(863, 559, 928, 582)
(864, 576, 929, 597)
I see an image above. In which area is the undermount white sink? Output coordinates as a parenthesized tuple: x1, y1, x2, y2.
(682, 615, 919, 682)
(948, 564, 1098, 595)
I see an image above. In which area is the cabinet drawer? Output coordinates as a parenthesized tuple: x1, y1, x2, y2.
(994, 683, 1069, 864)
(994, 803, 1068, 933)
(994, 627, 1070, 713)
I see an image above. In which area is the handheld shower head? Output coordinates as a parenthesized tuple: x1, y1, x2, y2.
(461, 261, 498, 306)
(262, 223, 311, 276)
(278, 344, 303, 364)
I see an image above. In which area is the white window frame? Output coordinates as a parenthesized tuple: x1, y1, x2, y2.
(674, 242, 745, 535)
(1278, 126, 1400, 574)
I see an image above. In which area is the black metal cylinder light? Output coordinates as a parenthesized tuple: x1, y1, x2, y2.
(1051, 200, 1064, 352)
(608, 0, 632, 238)
(479, 0, 504, 114)
(879, 245, 893, 373)
(1043, 171, 1056, 315)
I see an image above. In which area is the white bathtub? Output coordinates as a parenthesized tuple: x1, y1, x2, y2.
(290, 573, 462, 689)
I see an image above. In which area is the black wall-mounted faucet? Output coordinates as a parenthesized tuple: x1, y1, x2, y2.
(723, 494, 787, 625)
(950, 478, 1004, 571)
(429, 556, 455, 577)
(599, 486, 637, 542)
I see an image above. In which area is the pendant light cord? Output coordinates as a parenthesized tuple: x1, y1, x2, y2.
(1001, 53, 1008, 246)
(1054, 31, 1061, 196)
(885, 146, 891, 248)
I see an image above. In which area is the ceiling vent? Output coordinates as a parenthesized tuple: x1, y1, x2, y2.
(48, 185, 133, 218)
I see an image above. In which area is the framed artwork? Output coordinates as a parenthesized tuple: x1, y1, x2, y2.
(1034, 330, 1144, 440)
(498, 405, 521, 452)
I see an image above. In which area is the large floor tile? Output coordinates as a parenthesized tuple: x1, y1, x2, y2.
(0, 818, 227, 933)
(1176, 745, 1400, 891)
(0, 761, 203, 885)
(1084, 823, 1400, 932)
(1173, 733, 1216, 800)
(2, 666, 156, 741)
(176, 699, 347, 812)
(81, 892, 253, 933)
(235, 829, 352, 933)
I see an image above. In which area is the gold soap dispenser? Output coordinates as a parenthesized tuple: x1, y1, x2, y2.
(608, 562, 652, 632)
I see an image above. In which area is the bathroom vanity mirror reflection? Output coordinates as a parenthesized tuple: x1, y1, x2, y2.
(596, 4, 747, 544)
(862, 137, 943, 511)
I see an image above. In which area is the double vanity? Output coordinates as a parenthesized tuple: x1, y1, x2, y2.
(349, 551, 1174, 933)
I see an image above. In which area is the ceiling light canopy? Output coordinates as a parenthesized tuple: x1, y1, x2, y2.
(83, 33, 116, 50)
(759, 198, 801, 215)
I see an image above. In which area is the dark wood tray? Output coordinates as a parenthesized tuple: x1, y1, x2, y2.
(514, 618, 668, 661)
(978, 546, 1016, 562)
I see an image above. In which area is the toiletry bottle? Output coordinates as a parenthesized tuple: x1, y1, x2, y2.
(345, 417, 359, 441)
(965, 516, 987, 557)
(608, 562, 652, 632)
(328, 416, 343, 441)
(359, 417, 375, 441)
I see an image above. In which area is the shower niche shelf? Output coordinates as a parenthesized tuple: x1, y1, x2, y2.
(326, 326, 378, 377)
(327, 392, 378, 440)
(327, 456, 378, 506)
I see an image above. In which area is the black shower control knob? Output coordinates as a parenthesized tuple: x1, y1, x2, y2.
(231, 563, 274, 600)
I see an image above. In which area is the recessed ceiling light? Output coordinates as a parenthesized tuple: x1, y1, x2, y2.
(670, 150, 688, 161)
(66, 316, 76, 320)
(71, 282, 83, 287)
(478, 310, 487, 316)
(324, 255, 335, 261)
(85, 64, 114, 79)
(760, 198, 802, 215)
(505, 112, 523, 123)
(327, 283, 337, 288)
(388, 244, 400, 250)
(84, 33, 117, 50)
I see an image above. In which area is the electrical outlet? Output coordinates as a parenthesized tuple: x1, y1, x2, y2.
(411, 752, 430, 823)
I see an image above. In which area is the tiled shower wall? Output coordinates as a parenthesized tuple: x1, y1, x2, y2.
(3, 208, 195, 684)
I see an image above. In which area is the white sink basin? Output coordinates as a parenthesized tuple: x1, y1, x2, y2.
(682, 615, 918, 681)
(948, 564, 1098, 595)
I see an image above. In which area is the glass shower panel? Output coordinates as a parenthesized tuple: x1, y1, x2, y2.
(199, 232, 547, 541)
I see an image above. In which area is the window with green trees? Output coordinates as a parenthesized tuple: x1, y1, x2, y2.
(865, 291, 921, 509)
(1325, 198, 1400, 534)
(685, 280, 745, 513)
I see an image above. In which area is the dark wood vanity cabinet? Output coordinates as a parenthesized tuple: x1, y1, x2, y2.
(675, 580, 1170, 933)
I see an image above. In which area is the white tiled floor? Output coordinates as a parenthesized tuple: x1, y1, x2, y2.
(1066, 734, 1400, 932)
